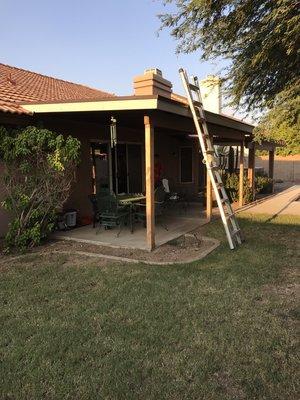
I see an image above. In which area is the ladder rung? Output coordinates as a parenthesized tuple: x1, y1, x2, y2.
(231, 228, 241, 236)
(193, 100, 203, 108)
(221, 198, 230, 204)
(189, 83, 199, 91)
(226, 212, 235, 219)
(205, 150, 215, 155)
(197, 117, 206, 125)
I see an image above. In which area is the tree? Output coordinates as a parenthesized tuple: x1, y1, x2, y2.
(159, 0, 299, 111)
(0, 126, 81, 250)
(254, 85, 300, 155)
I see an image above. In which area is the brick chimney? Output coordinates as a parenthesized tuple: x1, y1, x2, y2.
(133, 68, 172, 98)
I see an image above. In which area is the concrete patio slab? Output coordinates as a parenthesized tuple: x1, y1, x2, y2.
(53, 214, 207, 250)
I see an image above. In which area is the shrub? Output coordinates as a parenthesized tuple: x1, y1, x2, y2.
(0, 126, 80, 251)
(256, 175, 273, 194)
(222, 172, 254, 204)
(222, 171, 274, 204)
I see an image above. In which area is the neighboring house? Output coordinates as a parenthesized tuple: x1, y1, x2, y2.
(0, 64, 276, 248)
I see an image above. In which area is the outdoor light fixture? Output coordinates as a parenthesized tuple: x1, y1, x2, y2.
(110, 116, 118, 194)
(110, 116, 117, 148)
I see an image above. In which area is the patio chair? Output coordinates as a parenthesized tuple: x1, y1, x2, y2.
(89, 190, 130, 228)
(134, 185, 168, 230)
(88, 189, 111, 228)
(96, 193, 131, 236)
(162, 178, 188, 213)
(88, 194, 101, 228)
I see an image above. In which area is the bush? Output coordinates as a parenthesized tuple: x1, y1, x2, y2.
(222, 172, 254, 204)
(222, 171, 274, 204)
(0, 126, 80, 251)
(256, 175, 273, 194)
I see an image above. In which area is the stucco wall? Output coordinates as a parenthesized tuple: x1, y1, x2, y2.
(155, 130, 200, 199)
(256, 155, 300, 182)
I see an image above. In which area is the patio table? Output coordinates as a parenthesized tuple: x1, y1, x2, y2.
(117, 194, 146, 205)
(117, 194, 146, 233)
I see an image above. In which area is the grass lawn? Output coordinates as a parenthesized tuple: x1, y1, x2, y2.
(0, 214, 299, 399)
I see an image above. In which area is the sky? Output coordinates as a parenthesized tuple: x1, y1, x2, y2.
(0, 0, 226, 97)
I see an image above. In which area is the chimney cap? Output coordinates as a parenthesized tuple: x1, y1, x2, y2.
(144, 68, 162, 76)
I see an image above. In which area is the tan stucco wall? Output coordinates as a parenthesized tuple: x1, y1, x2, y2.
(155, 131, 200, 198)
(256, 155, 300, 182)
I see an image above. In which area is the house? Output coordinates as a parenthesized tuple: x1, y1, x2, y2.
(0, 63, 277, 249)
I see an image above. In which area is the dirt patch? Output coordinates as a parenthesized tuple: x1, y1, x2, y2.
(0, 251, 116, 270)
(259, 267, 300, 329)
(261, 267, 300, 301)
(50, 233, 218, 264)
(0, 232, 219, 266)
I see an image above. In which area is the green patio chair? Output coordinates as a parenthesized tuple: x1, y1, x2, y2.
(88, 188, 112, 228)
(97, 193, 131, 236)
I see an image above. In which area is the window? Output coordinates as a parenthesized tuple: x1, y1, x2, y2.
(180, 147, 193, 183)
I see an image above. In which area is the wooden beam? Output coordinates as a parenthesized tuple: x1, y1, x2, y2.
(248, 147, 255, 199)
(144, 116, 155, 251)
(239, 141, 245, 207)
(269, 149, 275, 193)
(23, 97, 158, 113)
(206, 167, 212, 220)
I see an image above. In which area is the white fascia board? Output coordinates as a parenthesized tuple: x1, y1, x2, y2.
(22, 98, 159, 113)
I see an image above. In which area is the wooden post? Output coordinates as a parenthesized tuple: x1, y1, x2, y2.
(248, 146, 255, 199)
(144, 116, 155, 251)
(206, 168, 212, 220)
(269, 149, 275, 193)
(239, 141, 244, 207)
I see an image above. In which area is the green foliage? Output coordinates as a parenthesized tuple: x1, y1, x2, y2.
(222, 172, 254, 204)
(255, 174, 273, 195)
(159, 0, 299, 111)
(0, 126, 80, 251)
(223, 171, 274, 203)
(255, 85, 300, 155)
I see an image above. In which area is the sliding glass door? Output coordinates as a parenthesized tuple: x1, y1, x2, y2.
(91, 142, 142, 195)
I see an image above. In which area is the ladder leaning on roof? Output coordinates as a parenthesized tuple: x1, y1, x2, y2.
(179, 68, 244, 250)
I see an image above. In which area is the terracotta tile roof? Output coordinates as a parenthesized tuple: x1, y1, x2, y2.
(0, 63, 115, 115)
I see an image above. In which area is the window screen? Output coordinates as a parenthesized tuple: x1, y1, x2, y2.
(180, 147, 193, 183)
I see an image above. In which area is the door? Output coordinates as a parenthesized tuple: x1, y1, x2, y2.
(91, 143, 111, 193)
(112, 143, 142, 194)
(92, 142, 143, 195)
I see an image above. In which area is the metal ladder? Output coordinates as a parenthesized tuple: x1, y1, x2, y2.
(179, 68, 243, 249)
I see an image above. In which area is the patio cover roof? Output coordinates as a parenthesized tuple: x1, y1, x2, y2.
(21, 94, 254, 135)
